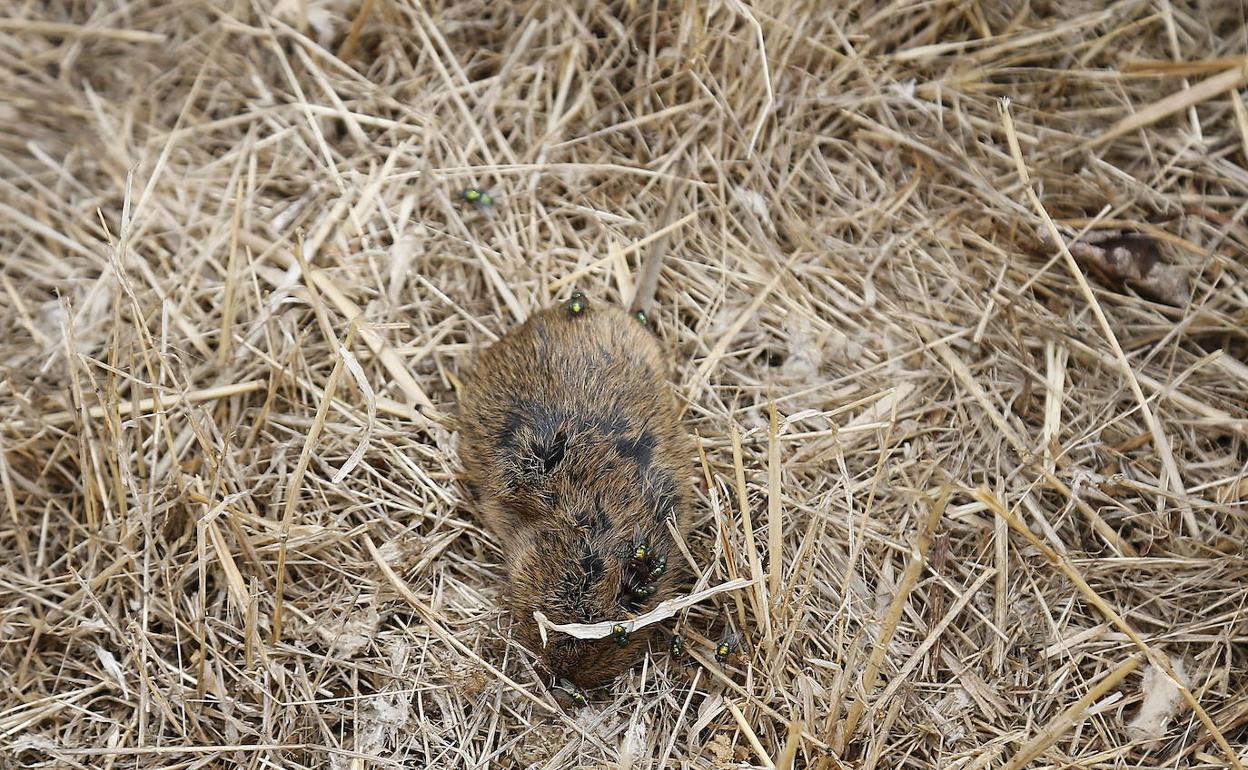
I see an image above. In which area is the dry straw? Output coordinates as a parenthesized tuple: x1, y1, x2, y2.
(2, 2, 1247, 769)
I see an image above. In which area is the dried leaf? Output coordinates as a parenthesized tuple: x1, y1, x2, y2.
(1042, 228, 1189, 306)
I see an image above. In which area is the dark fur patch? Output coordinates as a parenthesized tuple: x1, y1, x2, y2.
(593, 411, 631, 437)
(580, 553, 605, 584)
(503, 402, 630, 448)
(498, 401, 566, 479)
(529, 402, 561, 438)
(538, 431, 567, 472)
(497, 409, 525, 452)
(614, 430, 656, 471)
(574, 507, 610, 534)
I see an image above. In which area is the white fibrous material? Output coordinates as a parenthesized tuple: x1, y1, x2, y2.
(1125, 661, 1189, 747)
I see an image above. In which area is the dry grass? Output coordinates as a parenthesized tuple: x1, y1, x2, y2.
(2, 1, 1247, 768)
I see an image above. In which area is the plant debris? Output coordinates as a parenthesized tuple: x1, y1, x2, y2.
(1040, 227, 1191, 306)
(1, 2, 1245, 769)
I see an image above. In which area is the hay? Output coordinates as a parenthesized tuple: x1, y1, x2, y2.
(2, 1, 1247, 768)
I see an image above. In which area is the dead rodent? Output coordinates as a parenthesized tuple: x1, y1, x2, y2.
(456, 293, 694, 689)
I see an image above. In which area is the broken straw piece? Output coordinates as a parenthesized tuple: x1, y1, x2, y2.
(534, 577, 754, 643)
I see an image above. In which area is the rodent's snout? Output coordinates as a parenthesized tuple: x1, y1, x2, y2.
(541, 630, 657, 688)
(506, 530, 674, 686)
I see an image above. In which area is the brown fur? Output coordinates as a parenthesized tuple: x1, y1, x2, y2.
(456, 299, 694, 688)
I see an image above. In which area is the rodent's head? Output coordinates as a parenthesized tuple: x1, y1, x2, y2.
(506, 523, 678, 688)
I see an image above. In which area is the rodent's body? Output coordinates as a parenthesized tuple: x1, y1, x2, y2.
(457, 299, 693, 688)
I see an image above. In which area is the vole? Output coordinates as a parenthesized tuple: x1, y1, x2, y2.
(456, 291, 694, 690)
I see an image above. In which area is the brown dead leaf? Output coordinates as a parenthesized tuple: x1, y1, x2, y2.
(1041, 228, 1190, 306)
